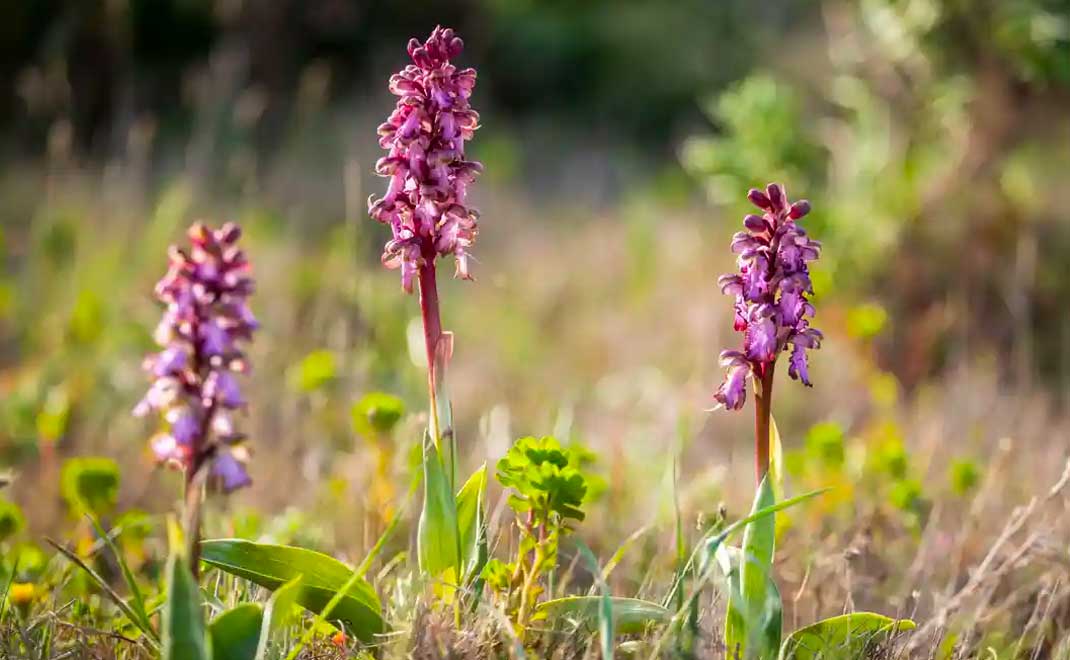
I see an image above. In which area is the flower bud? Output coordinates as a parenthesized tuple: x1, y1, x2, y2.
(789, 200, 811, 219)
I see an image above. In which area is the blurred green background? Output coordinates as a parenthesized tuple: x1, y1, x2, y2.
(2, 0, 1070, 541)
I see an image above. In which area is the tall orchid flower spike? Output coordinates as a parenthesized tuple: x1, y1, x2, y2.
(369, 25, 482, 444)
(135, 221, 257, 573)
(713, 183, 822, 481)
(369, 28, 492, 600)
(369, 24, 482, 294)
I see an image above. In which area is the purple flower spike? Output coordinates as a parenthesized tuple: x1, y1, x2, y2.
(368, 25, 483, 292)
(713, 184, 822, 410)
(136, 222, 256, 492)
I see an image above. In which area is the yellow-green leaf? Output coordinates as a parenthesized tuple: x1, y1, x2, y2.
(536, 596, 669, 635)
(199, 540, 383, 643)
(780, 613, 916, 659)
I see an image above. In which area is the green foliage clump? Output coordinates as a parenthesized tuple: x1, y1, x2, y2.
(804, 422, 846, 470)
(484, 435, 590, 633)
(288, 350, 338, 393)
(496, 435, 588, 523)
(0, 499, 25, 542)
(351, 392, 405, 437)
(61, 457, 120, 517)
(948, 458, 982, 496)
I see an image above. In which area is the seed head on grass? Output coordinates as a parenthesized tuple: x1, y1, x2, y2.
(714, 183, 822, 410)
(368, 25, 483, 292)
(135, 222, 256, 492)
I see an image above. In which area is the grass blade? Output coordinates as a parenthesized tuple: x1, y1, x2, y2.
(573, 539, 613, 660)
(46, 538, 160, 648)
(255, 576, 303, 660)
(86, 514, 155, 641)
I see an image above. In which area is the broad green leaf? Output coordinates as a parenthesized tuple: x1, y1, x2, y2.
(456, 463, 488, 583)
(717, 545, 782, 660)
(162, 554, 209, 660)
(200, 540, 384, 643)
(283, 482, 414, 660)
(779, 613, 916, 659)
(726, 476, 781, 660)
(255, 576, 302, 660)
(417, 434, 460, 580)
(209, 603, 263, 660)
(536, 597, 670, 635)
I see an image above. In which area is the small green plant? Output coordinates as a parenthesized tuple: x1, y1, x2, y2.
(352, 392, 406, 529)
(60, 457, 120, 518)
(0, 500, 24, 543)
(483, 435, 588, 633)
(948, 458, 982, 496)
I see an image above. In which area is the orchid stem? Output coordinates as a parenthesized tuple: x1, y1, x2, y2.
(418, 261, 444, 446)
(754, 360, 776, 486)
(183, 465, 205, 578)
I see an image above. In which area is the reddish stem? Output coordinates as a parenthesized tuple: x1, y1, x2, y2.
(418, 261, 443, 393)
(754, 360, 776, 485)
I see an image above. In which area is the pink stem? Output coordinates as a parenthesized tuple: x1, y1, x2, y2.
(418, 261, 443, 394)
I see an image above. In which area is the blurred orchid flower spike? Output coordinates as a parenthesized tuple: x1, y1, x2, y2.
(136, 221, 257, 493)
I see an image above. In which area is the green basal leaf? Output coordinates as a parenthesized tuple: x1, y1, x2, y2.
(779, 613, 916, 659)
(199, 540, 384, 644)
(417, 433, 461, 580)
(456, 463, 488, 584)
(536, 596, 670, 635)
(718, 545, 782, 660)
(162, 553, 209, 660)
(209, 603, 263, 660)
(726, 476, 781, 660)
